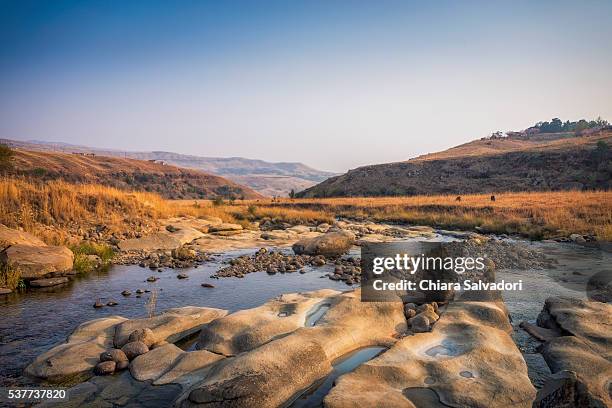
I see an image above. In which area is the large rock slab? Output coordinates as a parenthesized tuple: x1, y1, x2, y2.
(37, 371, 182, 408)
(24, 316, 127, 381)
(153, 350, 224, 386)
(0, 224, 45, 249)
(180, 289, 406, 408)
(129, 343, 184, 381)
(286, 225, 311, 234)
(114, 306, 228, 347)
(0, 244, 74, 279)
(208, 223, 243, 232)
(324, 301, 536, 408)
(124, 342, 225, 387)
(534, 297, 612, 407)
(292, 231, 355, 257)
(118, 227, 204, 252)
(198, 289, 340, 355)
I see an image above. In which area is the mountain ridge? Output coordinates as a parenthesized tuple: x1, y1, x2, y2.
(1, 139, 335, 196)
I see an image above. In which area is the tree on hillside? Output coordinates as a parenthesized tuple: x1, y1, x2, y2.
(592, 140, 610, 163)
(289, 189, 296, 199)
(0, 144, 13, 170)
(533, 117, 609, 134)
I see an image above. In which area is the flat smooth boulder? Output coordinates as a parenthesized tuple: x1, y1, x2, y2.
(124, 344, 224, 387)
(292, 231, 355, 257)
(208, 223, 243, 232)
(260, 230, 295, 240)
(129, 343, 184, 381)
(286, 225, 311, 234)
(324, 301, 536, 408)
(0, 224, 46, 249)
(197, 289, 340, 355)
(181, 289, 406, 408)
(534, 297, 612, 407)
(114, 306, 228, 347)
(118, 227, 204, 252)
(0, 244, 74, 279)
(171, 227, 206, 245)
(153, 350, 224, 386)
(24, 316, 127, 381)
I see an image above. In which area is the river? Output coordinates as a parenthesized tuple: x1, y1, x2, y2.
(0, 239, 609, 393)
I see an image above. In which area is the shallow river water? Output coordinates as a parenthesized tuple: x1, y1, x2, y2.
(0, 239, 610, 394)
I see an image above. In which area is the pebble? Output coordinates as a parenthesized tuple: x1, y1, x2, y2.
(94, 361, 116, 375)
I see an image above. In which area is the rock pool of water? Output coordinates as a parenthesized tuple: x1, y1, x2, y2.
(289, 346, 387, 408)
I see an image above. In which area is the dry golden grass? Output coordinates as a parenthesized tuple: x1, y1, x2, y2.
(232, 191, 612, 240)
(0, 178, 247, 243)
(2, 177, 610, 242)
(0, 177, 169, 244)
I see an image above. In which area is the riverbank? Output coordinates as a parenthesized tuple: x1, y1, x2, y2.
(1, 179, 610, 248)
(231, 190, 612, 241)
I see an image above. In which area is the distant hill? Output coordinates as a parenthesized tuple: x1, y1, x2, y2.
(0, 140, 335, 197)
(297, 130, 612, 198)
(3, 148, 262, 200)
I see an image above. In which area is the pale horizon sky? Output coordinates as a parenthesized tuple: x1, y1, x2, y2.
(1, 1, 611, 172)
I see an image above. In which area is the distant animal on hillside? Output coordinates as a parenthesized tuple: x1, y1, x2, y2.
(455, 196, 461, 202)
(490, 195, 496, 202)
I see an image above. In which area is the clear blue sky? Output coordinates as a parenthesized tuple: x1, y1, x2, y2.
(1, 0, 611, 172)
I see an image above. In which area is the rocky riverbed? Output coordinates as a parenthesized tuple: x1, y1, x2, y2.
(1, 215, 610, 407)
(24, 288, 610, 408)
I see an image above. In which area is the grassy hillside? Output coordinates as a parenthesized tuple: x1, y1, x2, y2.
(0, 139, 336, 197)
(298, 131, 612, 198)
(5, 148, 262, 200)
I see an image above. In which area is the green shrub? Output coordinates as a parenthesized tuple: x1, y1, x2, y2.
(70, 242, 115, 273)
(0, 263, 21, 290)
(73, 254, 96, 274)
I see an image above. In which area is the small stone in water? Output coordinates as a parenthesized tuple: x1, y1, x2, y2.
(201, 283, 215, 288)
(107, 299, 118, 306)
(121, 290, 131, 296)
(94, 361, 115, 375)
